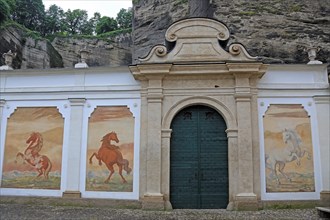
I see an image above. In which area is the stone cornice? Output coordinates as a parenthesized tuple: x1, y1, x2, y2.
(130, 62, 268, 79)
(129, 64, 172, 80)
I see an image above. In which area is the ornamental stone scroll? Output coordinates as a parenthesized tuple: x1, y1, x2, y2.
(139, 18, 257, 64)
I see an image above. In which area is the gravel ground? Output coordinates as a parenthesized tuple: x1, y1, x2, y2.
(0, 203, 323, 220)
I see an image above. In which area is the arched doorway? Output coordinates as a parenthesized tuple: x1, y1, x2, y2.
(170, 105, 228, 209)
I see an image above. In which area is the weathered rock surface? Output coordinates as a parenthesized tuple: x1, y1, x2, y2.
(2, 1, 329, 69)
(51, 33, 132, 68)
(0, 26, 63, 69)
(132, 0, 330, 65)
(0, 24, 131, 69)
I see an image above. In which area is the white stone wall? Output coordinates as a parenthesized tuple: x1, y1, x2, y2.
(258, 64, 329, 201)
(0, 67, 141, 200)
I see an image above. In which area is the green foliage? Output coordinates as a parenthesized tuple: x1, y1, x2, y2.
(5, 0, 15, 12)
(4, 2, 132, 38)
(96, 16, 118, 35)
(0, 0, 16, 24)
(43, 4, 65, 35)
(64, 9, 90, 35)
(97, 28, 132, 38)
(0, 0, 10, 24)
(12, 0, 45, 32)
(116, 8, 132, 29)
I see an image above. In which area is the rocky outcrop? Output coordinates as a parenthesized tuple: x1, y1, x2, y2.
(0, 26, 24, 69)
(0, 24, 131, 69)
(51, 33, 132, 68)
(132, 0, 330, 65)
(0, 25, 63, 69)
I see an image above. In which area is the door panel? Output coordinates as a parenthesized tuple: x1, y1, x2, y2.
(170, 105, 228, 209)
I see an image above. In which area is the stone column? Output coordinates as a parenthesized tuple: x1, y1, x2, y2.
(226, 129, 238, 210)
(233, 72, 258, 210)
(161, 129, 172, 210)
(63, 98, 86, 198)
(314, 96, 330, 205)
(142, 76, 164, 209)
(136, 64, 171, 210)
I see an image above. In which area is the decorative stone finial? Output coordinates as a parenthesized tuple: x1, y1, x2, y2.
(306, 46, 322, 64)
(0, 50, 17, 71)
(75, 46, 91, 68)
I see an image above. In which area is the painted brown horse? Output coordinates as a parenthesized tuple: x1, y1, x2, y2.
(16, 132, 52, 179)
(89, 131, 132, 183)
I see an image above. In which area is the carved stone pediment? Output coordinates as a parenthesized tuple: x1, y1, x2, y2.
(139, 18, 257, 63)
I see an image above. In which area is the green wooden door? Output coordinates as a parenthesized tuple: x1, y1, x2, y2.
(170, 105, 228, 209)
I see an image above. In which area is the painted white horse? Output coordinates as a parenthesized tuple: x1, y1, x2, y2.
(265, 128, 311, 184)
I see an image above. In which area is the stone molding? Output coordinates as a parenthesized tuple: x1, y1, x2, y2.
(139, 18, 257, 64)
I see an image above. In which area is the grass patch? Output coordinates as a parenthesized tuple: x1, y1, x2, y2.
(86, 174, 133, 192)
(1, 175, 61, 189)
(263, 201, 318, 210)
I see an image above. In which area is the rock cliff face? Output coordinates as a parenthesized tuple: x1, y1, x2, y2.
(0, 24, 131, 69)
(1, 1, 329, 69)
(51, 33, 131, 68)
(132, 0, 330, 65)
(0, 26, 63, 69)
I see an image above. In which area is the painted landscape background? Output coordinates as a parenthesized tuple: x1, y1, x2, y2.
(263, 104, 314, 192)
(1, 107, 64, 189)
(86, 106, 134, 192)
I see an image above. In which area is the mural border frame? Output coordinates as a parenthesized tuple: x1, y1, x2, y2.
(0, 100, 71, 197)
(258, 98, 322, 201)
(80, 99, 141, 200)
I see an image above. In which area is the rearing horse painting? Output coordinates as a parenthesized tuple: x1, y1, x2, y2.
(265, 128, 312, 185)
(16, 132, 52, 179)
(89, 131, 132, 184)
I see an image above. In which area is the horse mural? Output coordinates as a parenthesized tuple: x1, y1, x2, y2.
(89, 131, 132, 183)
(265, 128, 312, 185)
(15, 132, 52, 179)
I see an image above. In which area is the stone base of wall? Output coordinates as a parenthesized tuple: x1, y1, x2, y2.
(141, 194, 165, 210)
(0, 196, 142, 209)
(62, 191, 81, 198)
(234, 193, 259, 211)
(261, 200, 320, 209)
(320, 191, 330, 206)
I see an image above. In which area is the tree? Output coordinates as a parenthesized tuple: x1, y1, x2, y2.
(43, 4, 65, 35)
(0, 0, 10, 24)
(64, 9, 89, 35)
(81, 12, 101, 35)
(116, 8, 132, 29)
(95, 16, 118, 35)
(12, 0, 45, 32)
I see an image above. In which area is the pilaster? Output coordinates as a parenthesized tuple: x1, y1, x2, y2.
(226, 129, 238, 210)
(231, 65, 262, 210)
(161, 129, 172, 210)
(314, 95, 330, 205)
(0, 100, 5, 136)
(133, 64, 172, 210)
(63, 98, 86, 198)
